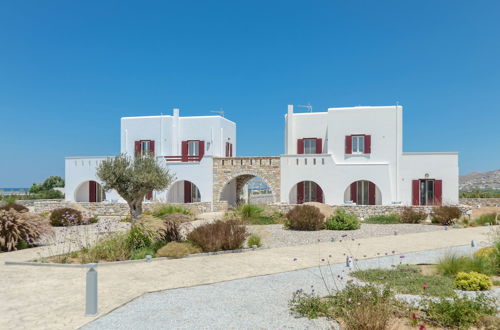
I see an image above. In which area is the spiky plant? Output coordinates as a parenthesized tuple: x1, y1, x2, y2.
(0, 210, 51, 251)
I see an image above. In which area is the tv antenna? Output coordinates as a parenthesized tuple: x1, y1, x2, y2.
(297, 103, 313, 112)
(210, 108, 225, 117)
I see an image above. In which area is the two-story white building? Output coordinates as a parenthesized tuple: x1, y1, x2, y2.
(281, 105, 458, 206)
(65, 108, 236, 204)
(64, 104, 458, 207)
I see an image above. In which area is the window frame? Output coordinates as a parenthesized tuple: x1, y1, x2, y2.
(303, 138, 317, 155)
(187, 140, 200, 156)
(351, 135, 365, 154)
(419, 179, 435, 206)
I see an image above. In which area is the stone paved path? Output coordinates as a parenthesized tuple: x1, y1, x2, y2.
(0, 226, 494, 330)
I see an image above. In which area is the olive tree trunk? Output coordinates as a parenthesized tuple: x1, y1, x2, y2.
(128, 199, 143, 226)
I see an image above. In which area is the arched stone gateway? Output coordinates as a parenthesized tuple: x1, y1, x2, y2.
(213, 157, 280, 206)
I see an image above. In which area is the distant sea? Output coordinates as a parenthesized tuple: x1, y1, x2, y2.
(0, 188, 29, 195)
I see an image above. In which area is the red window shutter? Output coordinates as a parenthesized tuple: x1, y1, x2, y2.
(316, 138, 322, 154)
(181, 141, 188, 161)
(146, 191, 153, 200)
(134, 141, 141, 157)
(297, 139, 304, 154)
(368, 181, 376, 205)
(434, 180, 442, 205)
(184, 181, 192, 203)
(225, 142, 229, 157)
(149, 140, 155, 156)
(364, 135, 371, 154)
(345, 136, 352, 154)
(230, 143, 233, 157)
(199, 141, 205, 159)
(297, 182, 304, 204)
(316, 184, 323, 203)
(412, 180, 420, 205)
(350, 182, 357, 203)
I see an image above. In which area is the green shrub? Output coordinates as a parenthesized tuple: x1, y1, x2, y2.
(436, 254, 496, 276)
(236, 204, 263, 218)
(431, 206, 462, 226)
(0, 202, 28, 213)
(0, 209, 52, 251)
(156, 241, 201, 258)
(455, 271, 492, 291)
(187, 220, 248, 252)
(399, 207, 427, 224)
(473, 246, 495, 258)
(130, 247, 155, 260)
(80, 233, 131, 263)
(364, 214, 400, 224)
(474, 213, 498, 226)
(325, 209, 360, 230)
(126, 226, 153, 250)
(289, 290, 331, 319)
(152, 204, 192, 218)
(49, 208, 83, 226)
(421, 294, 497, 328)
(247, 234, 262, 248)
(88, 216, 99, 224)
(285, 205, 325, 231)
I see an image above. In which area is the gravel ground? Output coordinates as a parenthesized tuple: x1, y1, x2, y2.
(247, 223, 447, 248)
(83, 244, 486, 330)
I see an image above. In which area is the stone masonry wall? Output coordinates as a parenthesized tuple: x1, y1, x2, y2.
(212, 157, 281, 203)
(269, 203, 472, 219)
(29, 201, 228, 216)
(459, 198, 500, 207)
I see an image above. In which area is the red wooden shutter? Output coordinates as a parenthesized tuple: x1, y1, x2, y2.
(316, 184, 323, 203)
(368, 181, 376, 205)
(345, 136, 352, 154)
(225, 142, 229, 157)
(230, 143, 233, 157)
(297, 139, 304, 154)
(434, 180, 442, 205)
(350, 182, 357, 203)
(184, 181, 192, 203)
(412, 180, 420, 205)
(297, 182, 304, 204)
(150, 140, 155, 156)
(89, 181, 96, 202)
(146, 191, 153, 200)
(199, 141, 205, 159)
(316, 138, 322, 154)
(134, 141, 141, 157)
(181, 141, 188, 161)
(364, 135, 371, 154)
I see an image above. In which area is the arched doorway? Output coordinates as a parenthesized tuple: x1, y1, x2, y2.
(289, 181, 324, 204)
(344, 180, 381, 205)
(74, 180, 106, 202)
(220, 175, 274, 207)
(167, 180, 201, 203)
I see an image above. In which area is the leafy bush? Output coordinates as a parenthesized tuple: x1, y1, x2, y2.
(80, 233, 131, 263)
(474, 213, 498, 226)
(152, 204, 192, 218)
(156, 241, 201, 258)
(0, 209, 52, 251)
(454, 271, 492, 291)
(88, 216, 99, 224)
(187, 220, 248, 252)
(325, 209, 360, 230)
(421, 294, 497, 328)
(126, 226, 153, 250)
(130, 247, 155, 260)
(289, 290, 331, 319)
(286, 205, 325, 231)
(364, 214, 400, 224)
(0, 202, 29, 213)
(163, 218, 182, 242)
(49, 208, 83, 226)
(399, 207, 427, 224)
(436, 254, 496, 276)
(431, 206, 462, 226)
(247, 234, 262, 247)
(473, 246, 495, 258)
(236, 204, 263, 218)
(329, 284, 395, 330)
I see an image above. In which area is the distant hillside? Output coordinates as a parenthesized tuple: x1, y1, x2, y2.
(459, 169, 500, 191)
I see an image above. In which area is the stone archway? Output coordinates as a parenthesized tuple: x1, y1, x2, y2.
(213, 157, 280, 205)
(74, 180, 106, 202)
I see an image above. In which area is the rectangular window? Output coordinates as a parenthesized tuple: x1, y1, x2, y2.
(352, 135, 365, 154)
(188, 141, 199, 156)
(303, 181, 317, 202)
(191, 183, 201, 202)
(356, 181, 370, 205)
(225, 142, 233, 157)
(420, 179, 435, 205)
(303, 139, 317, 154)
(141, 140, 151, 155)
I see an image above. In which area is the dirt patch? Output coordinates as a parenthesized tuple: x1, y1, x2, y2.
(471, 206, 500, 218)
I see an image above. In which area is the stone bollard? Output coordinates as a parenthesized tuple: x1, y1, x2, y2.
(85, 264, 98, 316)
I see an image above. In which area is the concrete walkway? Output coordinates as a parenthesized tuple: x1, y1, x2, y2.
(0, 226, 494, 330)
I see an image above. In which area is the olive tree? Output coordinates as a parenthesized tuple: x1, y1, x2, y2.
(96, 154, 173, 225)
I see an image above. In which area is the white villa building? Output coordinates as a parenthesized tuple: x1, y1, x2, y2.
(65, 105, 459, 207)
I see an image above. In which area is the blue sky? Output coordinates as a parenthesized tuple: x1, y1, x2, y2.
(1, 1, 499, 187)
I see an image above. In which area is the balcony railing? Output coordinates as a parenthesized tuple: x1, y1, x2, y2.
(163, 155, 203, 162)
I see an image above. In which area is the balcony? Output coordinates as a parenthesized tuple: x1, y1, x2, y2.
(163, 155, 203, 162)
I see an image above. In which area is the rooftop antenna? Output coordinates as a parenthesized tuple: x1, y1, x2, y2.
(297, 103, 313, 112)
(210, 108, 225, 117)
